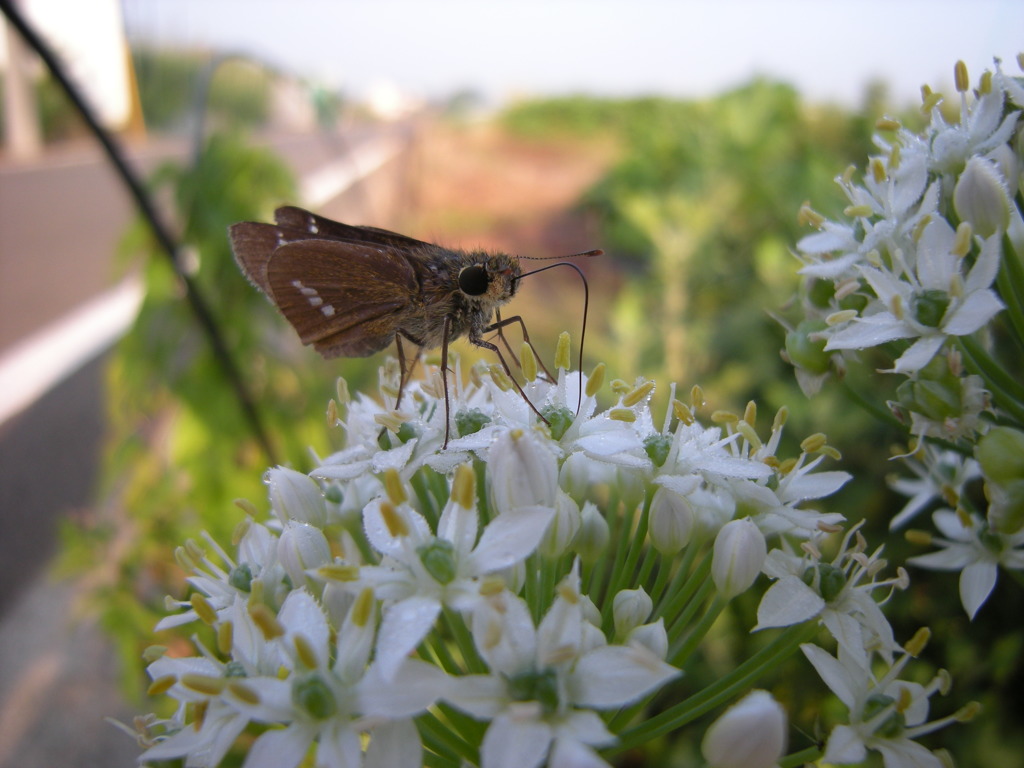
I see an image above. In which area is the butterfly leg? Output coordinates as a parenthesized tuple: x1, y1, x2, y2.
(489, 311, 555, 383)
(394, 334, 424, 410)
(439, 316, 453, 448)
(469, 330, 550, 428)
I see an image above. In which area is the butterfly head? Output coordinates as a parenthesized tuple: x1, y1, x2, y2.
(458, 253, 521, 305)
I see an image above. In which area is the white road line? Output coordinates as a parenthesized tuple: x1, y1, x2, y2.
(0, 136, 406, 428)
(0, 276, 144, 426)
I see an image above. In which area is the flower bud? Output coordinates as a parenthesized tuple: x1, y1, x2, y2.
(785, 319, 831, 374)
(488, 429, 558, 515)
(987, 480, 1024, 535)
(649, 486, 696, 555)
(628, 618, 670, 660)
(702, 690, 787, 768)
(975, 426, 1024, 487)
(954, 155, 1011, 237)
(712, 518, 766, 598)
(278, 522, 331, 587)
(574, 502, 610, 562)
(267, 467, 327, 527)
(613, 587, 653, 639)
(539, 490, 582, 558)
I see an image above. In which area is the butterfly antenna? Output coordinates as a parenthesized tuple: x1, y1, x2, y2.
(516, 260, 593, 415)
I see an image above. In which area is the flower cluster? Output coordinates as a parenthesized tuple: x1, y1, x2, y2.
(788, 56, 1024, 618)
(130, 335, 960, 768)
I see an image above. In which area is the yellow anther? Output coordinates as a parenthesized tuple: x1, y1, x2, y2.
(743, 401, 757, 426)
(874, 116, 901, 131)
(797, 202, 826, 228)
(382, 468, 407, 505)
(586, 363, 606, 397)
(379, 501, 409, 538)
(555, 332, 571, 370)
(843, 204, 874, 218)
(609, 408, 637, 422)
(622, 380, 655, 407)
(905, 627, 931, 657)
(452, 463, 476, 509)
(870, 157, 887, 184)
(800, 433, 827, 453)
(147, 674, 177, 696)
(711, 410, 738, 424)
(181, 674, 226, 696)
(250, 603, 285, 640)
(953, 222, 972, 257)
(352, 587, 376, 628)
(520, 342, 538, 382)
(190, 593, 217, 625)
(227, 680, 260, 705)
(672, 399, 694, 425)
(217, 621, 233, 656)
(954, 60, 969, 93)
(294, 633, 319, 670)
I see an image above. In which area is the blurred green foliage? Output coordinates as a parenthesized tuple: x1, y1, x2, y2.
(131, 48, 275, 131)
(504, 83, 1022, 765)
(59, 131, 351, 695)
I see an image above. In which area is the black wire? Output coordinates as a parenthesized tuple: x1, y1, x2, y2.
(0, 0, 278, 464)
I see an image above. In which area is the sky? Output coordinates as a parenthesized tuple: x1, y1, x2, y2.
(122, 0, 1024, 108)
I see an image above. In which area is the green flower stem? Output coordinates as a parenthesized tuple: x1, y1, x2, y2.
(651, 542, 698, 609)
(609, 622, 819, 755)
(669, 595, 726, 668)
(779, 744, 823, 767)
(410, 469, 442, 527)
(418, 707, 479, 766)
(955, 336, 1024, 425)
(666, 578, 717, 659)
(658, 550, 713, 643)
(602, 495, 651, 634)
(996, 231, 1024, 352)
(839, 379, 904, 429)
(442, 607, 488, 675)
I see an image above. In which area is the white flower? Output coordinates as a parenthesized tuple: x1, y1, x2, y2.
(823, 220, 1003, 373)
(489, 427, 560, 515)
(908, 509, 1024, 618)
(802, 639, 954, 768)
(444, 567, 679, 768)
(712, 518, 767, 598)
(888, 446, 981, 530)
(355, 464, 555, 680)
(233, 590, 444, 768)
(756, 524, 905, 667)
(702, 690, 788, 768)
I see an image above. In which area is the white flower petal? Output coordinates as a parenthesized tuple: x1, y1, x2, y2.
(548, 737, 612, 768)
(569, 644, 679, 708)
(469, 505, 556, 573)
(801, 644, 859, 710)
(376, 596, 442, 681)
(755, 575, 825, 629)
(359, 658, 446, 717)
(890, 335, 946, 374)
(825, 313, 912, 350)
(959, 559, 998, 619)
(942, 289, 1004, 335)
(364, 719, 423, 768)
(822, 724, 868, 765)
(481, 712, 553, 768)
(243, 723, 317, 768)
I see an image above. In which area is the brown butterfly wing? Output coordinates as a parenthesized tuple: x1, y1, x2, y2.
(273, 206, 435, 249)
(264, 239, 420, 359)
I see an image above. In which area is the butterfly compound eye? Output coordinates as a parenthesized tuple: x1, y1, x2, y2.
(458, 265, 490, 296)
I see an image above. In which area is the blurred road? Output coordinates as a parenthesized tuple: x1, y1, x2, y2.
(0, 124, 415, 767)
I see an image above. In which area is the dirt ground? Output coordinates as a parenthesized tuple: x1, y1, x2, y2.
(390, 119, 624, 361)
(403, 119, 616, 256)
